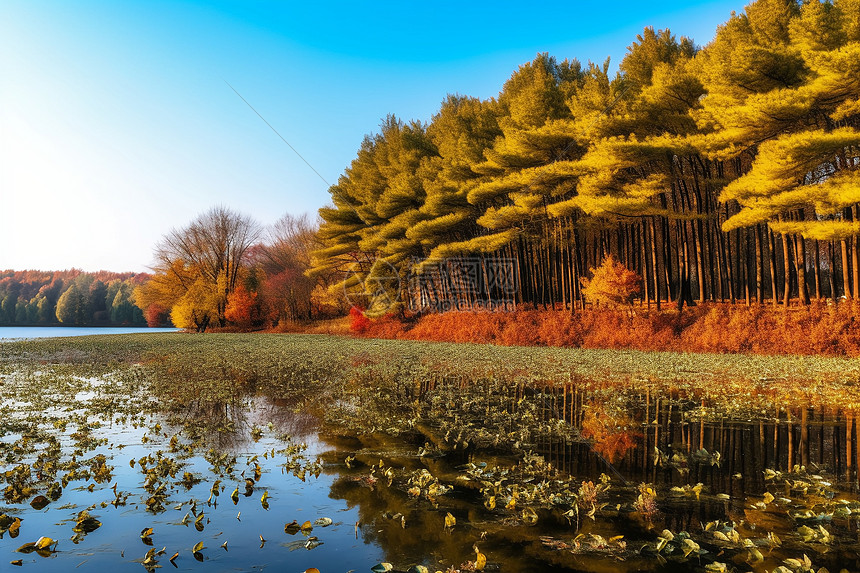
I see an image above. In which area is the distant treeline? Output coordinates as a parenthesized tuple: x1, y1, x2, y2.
(0, 270, 151, 326)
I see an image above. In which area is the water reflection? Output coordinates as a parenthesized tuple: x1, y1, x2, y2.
(309, 377, 860, 572)
(8, 357, 860, 572)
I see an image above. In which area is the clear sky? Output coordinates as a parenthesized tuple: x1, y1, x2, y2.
(0, 0, 745, 273)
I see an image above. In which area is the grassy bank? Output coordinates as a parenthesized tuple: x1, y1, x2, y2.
(3, 332, 860, 417)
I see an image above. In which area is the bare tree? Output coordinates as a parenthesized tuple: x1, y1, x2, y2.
(150, 206, 262, 329)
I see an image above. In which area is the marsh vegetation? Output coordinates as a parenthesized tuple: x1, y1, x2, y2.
(2, 333, 860, 572)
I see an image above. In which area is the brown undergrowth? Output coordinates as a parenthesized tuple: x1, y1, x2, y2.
(352, 301, 860, 357)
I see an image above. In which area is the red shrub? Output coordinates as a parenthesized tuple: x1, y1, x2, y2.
(144, 303, 168, 328)
(349, 306, 370, 333)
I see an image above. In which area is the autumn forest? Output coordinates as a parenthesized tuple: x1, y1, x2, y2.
(5, 0, 860, 345)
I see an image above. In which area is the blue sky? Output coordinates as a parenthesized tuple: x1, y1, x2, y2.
(0, 0, 745, 272)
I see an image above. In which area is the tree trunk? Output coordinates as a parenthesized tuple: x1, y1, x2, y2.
(768, 228, 779, 306)
(695, 218, 706, 303)
(676, 221, 696, 310)
(813, 240, 821, 300)
(854, 236, 860, 303)
(714, 219, 725, 302)
(755, 224, 764, 304)
(783, 232, 792, 307)
(640, 221, 650, 308)
(649, 217, 661, 310)
(663, 218, 675, 302)
(841, 238, 851, 299)
(794, 234, 810, 305)
(829, 241, 838, 303)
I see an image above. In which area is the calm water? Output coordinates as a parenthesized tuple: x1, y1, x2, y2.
(0, 401, 384, 572)
(0, 326, 178, 340)
(5, 341, 860, 572)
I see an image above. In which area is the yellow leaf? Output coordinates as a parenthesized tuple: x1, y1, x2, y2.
(475, 551, 486, 570)
(521, 507, 538, 525)
(15, 542, 37, 554)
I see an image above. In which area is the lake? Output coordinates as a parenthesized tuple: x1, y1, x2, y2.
(0, 326, 178, 340)
(3, 333, 860, 572)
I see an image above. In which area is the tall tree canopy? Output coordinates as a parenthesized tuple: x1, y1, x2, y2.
(311, 0, 860, 312)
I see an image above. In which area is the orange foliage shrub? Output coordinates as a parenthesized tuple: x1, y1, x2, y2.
(396, 310, 508, 344)
(348, 301, 860, 357)
(362, 313, 406, 339)
(580, 255, 642, 307)
(224, 285, 260, 330)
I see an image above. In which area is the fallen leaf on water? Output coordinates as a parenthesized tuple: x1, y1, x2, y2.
(17, 536, 56, 555)
(142, 548, 156, 565)
(30, 495, 49, 510)
(681, 538, 700, 557)
(285, 520, 300, 535)
(73, 510, 101, 533)
(475, 545, 487, 570)
(521, 507, 538, 526)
